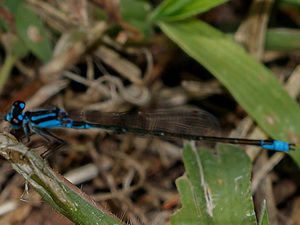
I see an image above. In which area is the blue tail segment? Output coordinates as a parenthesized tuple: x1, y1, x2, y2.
(4, 100, 295, 152)
(260, 140, 291, 152)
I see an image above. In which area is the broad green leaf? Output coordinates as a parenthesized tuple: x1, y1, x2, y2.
(151, 0, 229, 21)
(15, 2, 52, 62)
(171, 143, 257, 225)
(158, 19, 300, 165)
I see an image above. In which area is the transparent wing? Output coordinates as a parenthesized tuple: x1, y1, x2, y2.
(68, 109, 220, 137)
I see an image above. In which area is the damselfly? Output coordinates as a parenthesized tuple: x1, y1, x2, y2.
(4, 100, 295, 152)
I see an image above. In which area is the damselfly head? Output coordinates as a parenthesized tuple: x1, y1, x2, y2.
(4, 100, 26, 129)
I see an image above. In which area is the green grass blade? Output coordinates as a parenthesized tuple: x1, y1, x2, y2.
(171, 142, 257, 225)
(151, 0, 229, 21)
(0, 133, 124, 225)
(280, 0, 300, 5)
(258, 200, 270, 225)
(0, 54, 16, 94)
(158, 19, 300, 165)
(265, 29, 300, 51)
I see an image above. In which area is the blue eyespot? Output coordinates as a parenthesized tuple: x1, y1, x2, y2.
(19, 102, 25, 109)
(17, 115, 23, 121)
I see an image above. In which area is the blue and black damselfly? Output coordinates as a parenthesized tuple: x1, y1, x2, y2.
(4, 100, 295, 152)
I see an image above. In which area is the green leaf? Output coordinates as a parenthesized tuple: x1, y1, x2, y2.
(158, 19, 300, 165)
(120, 0, 153, 39)
(121, 0, 151, 21)
(0, 0, 18, 31)
(2, 0, 52, 62)
(1, 0, 29, 59)
(15, 2, 52, 62)
(171, 142, 257, 225)
(151, 0, 229, 21)
(2, 0, 20, 16)
(10, 36, 30, 58)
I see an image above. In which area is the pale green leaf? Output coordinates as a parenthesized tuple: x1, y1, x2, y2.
(171, 142, 257, 225)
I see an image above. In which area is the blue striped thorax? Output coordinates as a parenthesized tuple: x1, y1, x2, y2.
(27, 107, 71, 128)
